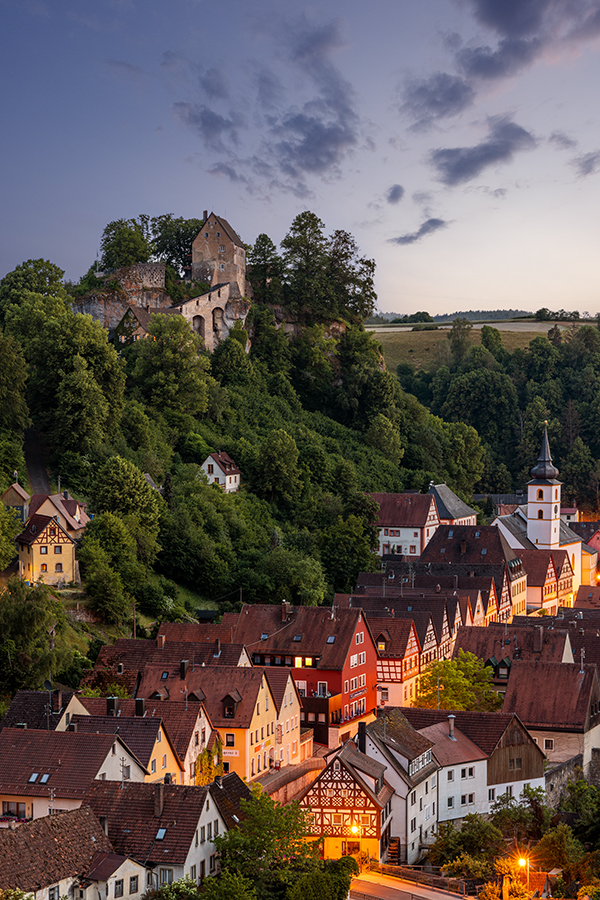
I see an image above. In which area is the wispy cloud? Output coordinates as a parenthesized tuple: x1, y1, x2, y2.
(106, 59, 145, 85)
(389, 218, 449, 245)
(400, 72, 475, 129)
(386, 184, 405, 204)
(549, 130, 578, 150)
(572, 150, 600, 177)
(429, 117, 536, 186)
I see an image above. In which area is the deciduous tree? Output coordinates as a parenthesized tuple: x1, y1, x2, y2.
(414, 650, 502, 711)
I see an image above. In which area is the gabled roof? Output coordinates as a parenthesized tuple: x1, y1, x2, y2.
(86, 851, 131, 881)
(209, 772, 253, 828)
(366, 616, 418, 657)
(0, 806, 113, 892)
(453, 622, 572, 666)
(1, 689, 77, 731)
(421, 525, 521, 569)
(223, 604, 371, 670)
(71, 715, 183, 771)
(157, 622, 237, 643)
(1, 482, 30, 503)
(80, 697, 211, 762)
(16, 514, 73, 546)
(0, 728, 139, 799)
(29, 491, 90, 533)
(201, 212, 244, 248)
(517, 549, 558, 587)
(368, 707, 434, 761)
(570, 521, 600, 543)
(575, 586, 600, 609)
(418, 721, 487, 766)
(260, 668, 299, 715)
(173, 283, 230, 309)
(368, 493, 438, 528)
(428, 483, 477, 522)
(84, 780, 210, 867)
(203, 450, 240, 476)
(401, 708, 519, 756)
(502, 660, 599, 730)
(496, 506, 583, 548)
(118, 306, 181, 333)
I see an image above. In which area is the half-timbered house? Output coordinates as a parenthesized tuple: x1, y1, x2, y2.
(298, 739, 393, 862)
(368, 617, 421, 707)
(16, 514, 76, 585)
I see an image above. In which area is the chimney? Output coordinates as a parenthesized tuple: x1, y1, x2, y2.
(51, 690, 62, 712)
(135, 698, 145, 718)
(454, 574, 459, 590)
(164, 773, 172, 785)
(436, 584, 441, 593)
(63, 490, 68, 500)
(358, 721, 367, 754)
(203, 210, 208, 221)
(157, 634, 166, 649)
(281, 601, 289, 623)
(214, 639, 221, 658)
(107, 697, 119, 717)
(154, 782, 164, 817)
(448, 714, 456, 740)
(391, 608, 395, 617)
(460, 540, 467, 555)
(69, 722, 78, 733)
(533, 626, 543, 653)
(180, 660, 189, 680)
(214, 775, 223, 788)
(99, 815, 109, 836)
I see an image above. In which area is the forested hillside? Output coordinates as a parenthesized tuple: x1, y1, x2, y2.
(0, 212, 486, 631)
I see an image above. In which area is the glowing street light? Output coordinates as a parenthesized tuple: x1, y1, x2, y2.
(518, 856, 530, 891)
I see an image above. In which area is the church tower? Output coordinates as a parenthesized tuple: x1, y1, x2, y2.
(527, 422, 561, 549)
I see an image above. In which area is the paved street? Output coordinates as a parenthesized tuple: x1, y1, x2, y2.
(351, 872, 464, 900)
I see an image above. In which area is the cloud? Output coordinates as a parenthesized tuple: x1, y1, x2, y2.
(572, 151, 600, 177)
(468, 0, 554, 38)
(199, 67, 229, 100)
(386, 184, 405, 204)
(400, 72, 475, 128)
(549, 130, 578, 150)
(389, 218, 449, 245)
(429, 116, 536, 186)
(106, 59, 145, 85)
(457, 36, 541, 79)
(172, 102, 245, 152)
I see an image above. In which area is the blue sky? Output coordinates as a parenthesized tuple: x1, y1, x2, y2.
(2, 0, 600, 314)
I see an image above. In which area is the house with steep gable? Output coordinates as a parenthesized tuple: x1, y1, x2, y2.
(427, 483, 477, 526)
(16, 514, 77, 585)
(1, 689, 90, 732)
(200, 450, 240, 493)
(368, 493, 440, 557)
(1, 482, 30, 522)
(367, 616, 421, 707)
(29, 490, 90, 539)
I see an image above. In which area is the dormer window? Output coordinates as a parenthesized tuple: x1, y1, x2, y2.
(293, 634, 302, 642)
(326, 635, 335, 644)
(156, 828, 167, 840)
(261, 633, 268, 640)
(40, 773, 50, 784)
(224, 705, 234, 718)
(28, 773, 39, 783)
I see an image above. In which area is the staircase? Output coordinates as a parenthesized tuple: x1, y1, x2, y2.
(386, 837, 400, 866)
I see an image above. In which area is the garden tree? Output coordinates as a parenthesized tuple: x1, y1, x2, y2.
(448, 317, 473, 363)
(0, 503, 20, 570)
(213, 790, 318, 889)
(414, 650, 502, 711)
(534, 823, 585, 882)
(326, 229, 376, 321)
(319, 514, 378, 593)
(211, 336, 254, 385)
(80, 511, 145, 592)
(258, 548, 326, 606)
(0, 580, 74, 692)
(0, 329, 29, 435)
(100, 217, 154, 269)
(247, 234, 284, 305)
(441, 853, 493, 880)
(151, 214, 204, 274)
(478, 860, 530, 900)
(78, 540, 130, 625)
(428, 814, 503, 867)
(129, 314, 209, 417)
(248, 306, 291, 376)
(141, 875, 205, 900)
(200, 871, 256, 900)
(258, 429, 303, 505)
(281, 211, 332, 318)
(490, 785, 550, 841)
(0, 258, 66, 322)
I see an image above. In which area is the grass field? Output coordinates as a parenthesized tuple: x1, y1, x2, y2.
(375, 328, 548, 373)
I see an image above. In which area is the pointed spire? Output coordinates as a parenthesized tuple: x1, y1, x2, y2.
(530, 421, 559, 480)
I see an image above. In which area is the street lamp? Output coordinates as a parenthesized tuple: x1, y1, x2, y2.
(518, 856, 530, 891)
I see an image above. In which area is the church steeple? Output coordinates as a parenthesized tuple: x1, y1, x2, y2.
(530, 422, 559, 481)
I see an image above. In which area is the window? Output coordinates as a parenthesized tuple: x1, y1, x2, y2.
(410, 790, 416, 805)
(189, 868, 196, 884)
(508, 758, 522, 770)
(210, 855, 216, 872)
(49, 889, 60, 900)
(41, 563, 47, 571)
(28, 772, 39, 783)
(489, 788, 495, 802)
(410, 546, 416, 554)
(160, 870, 173, 885)
(54, 545, 62, 554)
(162, 754, 167, 769)
(380, 688, 389, 702)
(156, 827, 167, 840)
(220, 263, 225, 271)
(115, 880, 124, 898)
(410, 817, 417, 833)
(293, 634, 302, 642)
(538, 510, 544, 519)
(207, 822, 212, 840)
(327, 635, 335, 644)
(55, 563, 63, 573)
(447, 796, 454, 809)
(225, 733, 235, 747)
(40, 546, 47, 554)
(207, 464, 214, 474)
(461, 795, 467, 806)
(350, 654, 358, 668)
(200, 826, 206, 843)
(151, 759, 156, 773)
(130, 876, 139, 894)
(538, 489, 543, 500)
(447, 770, 454, 782)
(214, 819, 219, 836)
(544, 739, 554, 751)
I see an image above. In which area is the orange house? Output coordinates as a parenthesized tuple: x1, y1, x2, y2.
(16, 514, 76, 585)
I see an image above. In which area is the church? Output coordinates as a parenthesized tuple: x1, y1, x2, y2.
(492, 424, 584, 608)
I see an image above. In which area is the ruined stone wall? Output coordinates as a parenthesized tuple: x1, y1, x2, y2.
(545, 754, 583, 807)
(73, 263, 171, 329)
(176, 282, 250, 352)
(122, 263, 165, 288)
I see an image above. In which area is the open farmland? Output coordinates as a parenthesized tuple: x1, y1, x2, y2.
(371, 322, 564, 373)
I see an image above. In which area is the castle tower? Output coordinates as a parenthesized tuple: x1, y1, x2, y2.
(527, 422, 561, 549)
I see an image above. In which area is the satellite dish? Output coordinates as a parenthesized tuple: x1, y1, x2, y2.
(44, 680, 53, 692)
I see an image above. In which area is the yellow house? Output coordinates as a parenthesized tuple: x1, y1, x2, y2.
(71, 707, 184, 785)
(16, 514, 76, 585)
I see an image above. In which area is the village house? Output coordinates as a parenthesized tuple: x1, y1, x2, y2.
(85, 773, 251, 888)
(0, 806, 147, 900)
(111, 305, 182, 344)
(427, 483, 477, 526)
(15, 514, 77, 585)
(0, 689, 90, 731)
(28, 490, 91, 540)
(367, 616, 421, 707)
(368, 493, 440, 558)
(502, 659, 600, 775)
(517, 549, 575, 614)
(80, 697, 214, 786)
(200, 450, 241, 493)
(361, 710, 440, 865)
(1, 482, 30, 522)
(402, 708, 546, 811)
(0, 728, 147, 825)
(258, 668, 305, 767)
(221, 603, 379, 747)
(298, 738, 394, 863)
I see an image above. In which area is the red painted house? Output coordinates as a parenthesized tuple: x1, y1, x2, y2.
(221, 604, 379, 747)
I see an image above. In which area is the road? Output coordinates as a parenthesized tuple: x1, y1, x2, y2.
(350, 872, 465, 900)
(24, 428, 51, 494)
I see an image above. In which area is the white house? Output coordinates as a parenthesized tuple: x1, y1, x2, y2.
(201, 451, 240, 493)
(368, 493, 440, 558)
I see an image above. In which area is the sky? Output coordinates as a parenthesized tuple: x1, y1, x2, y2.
(2, 0, 600, 315)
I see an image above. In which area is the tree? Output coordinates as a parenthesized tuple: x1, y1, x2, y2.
(248, 234, 284, 305)
(259, 429, 302, 505)
(259, 548, 326, 606)
(414, 650, 502, 711)
(534, 824, 585, 882)
(80, 511, 144, 591)
(151, 214, 204, 275)
(326, 229, 376, 321)
(281, 212, 332, 318)
(480, 325, 504, 360)
(0, 258, 66, 322)
(100, 218, 154, 269)
(0, 503, 20, 570)
(429, 813, 503, 867)
(80, 541, 130, 625)
(89, 456, 161, 533)
(448, 317, 473, 363)
(129, 314, 208, 417)
(201, 872, 256, 900)
(142, 875, 203, 900)
(0, 329, 29, 435)
(319, 514, 378, 593)
(213, 790, 318, 888)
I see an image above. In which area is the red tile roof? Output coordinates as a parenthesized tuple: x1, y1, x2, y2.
(517, 550, 557, 587)
(401, 708, 519, 756)
(209, 772, 253, 828)
(368, 493, 438, 528)
(157, 622, 237, 643)
(16, 514, 70, 546)
(206, 450, 240, 476)
(453, 623, 571, 666)
(0, 728, 134, 800)
(502, 660, 600, 730)
(0, 806, 113, 892)
(1, 690, 77, 731)
(29, 491, 90, 533)
(364, 616, 418, 657)
(1, 482, 30, 503)
(71, 715, 183, 771)
(418, 721, 487, 766)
